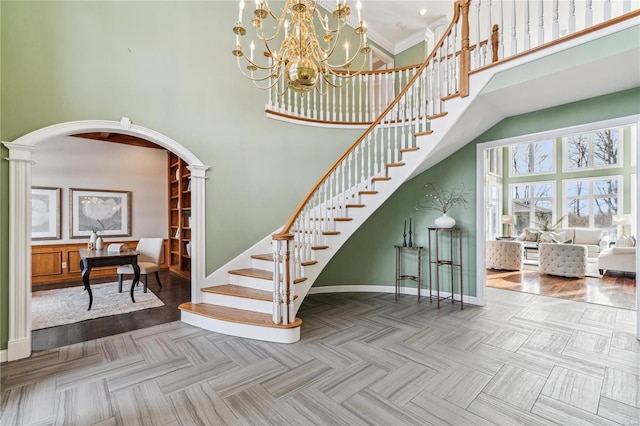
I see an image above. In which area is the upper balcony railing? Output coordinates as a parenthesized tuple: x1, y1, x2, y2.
(266, 0, 638, 126)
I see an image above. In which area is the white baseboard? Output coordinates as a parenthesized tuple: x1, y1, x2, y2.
(308, 285, 480, 305)
(0, 349, 7, 363)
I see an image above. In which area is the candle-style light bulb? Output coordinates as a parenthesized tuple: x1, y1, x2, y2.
(345, 41, 349, 60)
(284, 20, 288, 37)
(238, 0, 244, 23)
(357, 0, 362, 22)
(250, 40, 255, 61)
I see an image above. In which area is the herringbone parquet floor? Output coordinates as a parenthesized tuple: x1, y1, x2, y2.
(2, 288, 638, 425)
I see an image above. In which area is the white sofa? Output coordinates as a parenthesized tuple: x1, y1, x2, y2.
(517, 228, 608, 259)
(486, 240, 523, 271)
(597, 247, 636, 274)
(539, 243, 587, 278)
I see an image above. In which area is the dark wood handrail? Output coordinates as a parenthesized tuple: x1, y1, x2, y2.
(274, 0, 468, 237)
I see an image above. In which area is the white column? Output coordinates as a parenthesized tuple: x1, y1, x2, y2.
(3, 142, 35, 361)
(187, 164, 209, 303)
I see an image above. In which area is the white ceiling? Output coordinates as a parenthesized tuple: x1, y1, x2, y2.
(361, 1, 454, 53)
(318, 0, 455, 54)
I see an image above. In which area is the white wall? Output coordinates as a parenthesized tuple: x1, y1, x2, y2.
(32, 136, 168, 244)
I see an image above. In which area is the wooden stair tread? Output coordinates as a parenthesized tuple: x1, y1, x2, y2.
(346, 204, 365, 208)
(228, 268, 272, 280)
(386, 162, 405, 168)
(372, 176, 391, 181)
(413, 130, 433, 137)
(428, 112, 448, 120)
(254, 253, 318, 267)
(179, 302, 302, 329)
(202, 284, 272, 301)
(359, 190, 378, 195)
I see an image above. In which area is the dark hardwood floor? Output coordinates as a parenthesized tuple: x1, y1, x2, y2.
(486, 267, 636, 310)
(31, 270, 191, 351)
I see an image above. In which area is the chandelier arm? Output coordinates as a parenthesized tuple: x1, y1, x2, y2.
(236, 56, 282, 82)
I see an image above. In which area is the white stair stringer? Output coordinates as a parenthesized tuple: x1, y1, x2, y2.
(181, 86, 487, 343)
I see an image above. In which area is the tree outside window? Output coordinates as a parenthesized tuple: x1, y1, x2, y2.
(565, 177, 619, 236)
(511, 140, 554, 176)
(511, 182, 555, 235)
(565, 128, 619, 170)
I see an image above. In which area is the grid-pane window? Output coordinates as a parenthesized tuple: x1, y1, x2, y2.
(511, 140, 554, 176)
(564, 128, 620, 170)
(565, 177, 620, 235)
(511, 182, 555, 235)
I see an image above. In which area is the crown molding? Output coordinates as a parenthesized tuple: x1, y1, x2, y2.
(394, 30, 428, 55)
(317, 0, 396, 53)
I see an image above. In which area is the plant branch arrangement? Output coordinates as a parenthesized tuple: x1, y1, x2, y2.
(532, 214, 566, 231)
(416, 182, 471, 214)
(90, 219, 105, 234)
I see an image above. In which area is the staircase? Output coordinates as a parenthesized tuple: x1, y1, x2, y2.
(180, 2, 640, 343)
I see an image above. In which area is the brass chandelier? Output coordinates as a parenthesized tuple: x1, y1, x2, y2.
(232, 0, 371, 94)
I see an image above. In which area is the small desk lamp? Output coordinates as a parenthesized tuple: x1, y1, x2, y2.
(612, 214, 632, 237)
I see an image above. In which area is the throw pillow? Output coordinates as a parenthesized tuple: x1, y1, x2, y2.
(552, 237, 573, 244)
(631, 236, 637, 247)
(524, 229, 539, 242)
(549, 231, 565, 242)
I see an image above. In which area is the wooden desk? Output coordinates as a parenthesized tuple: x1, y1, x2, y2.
(79, 249, 140, 311)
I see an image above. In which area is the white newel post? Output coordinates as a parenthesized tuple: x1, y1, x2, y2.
(188, 164, 209, 303)
(3, 142, 35, 361)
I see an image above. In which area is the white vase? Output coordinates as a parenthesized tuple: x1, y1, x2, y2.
(90, 231, 97, 245)
(434, 213, 456, 228)
(95, 236, 104, 250)
(186, 242, 192, 257)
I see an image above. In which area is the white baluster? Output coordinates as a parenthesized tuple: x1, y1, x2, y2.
(352, 77, 356, 122)
(537, 0, 544, 46)
(511, 0, 518, 55)
(332, 75, 337, 121)
(378, 72, 383, 119)
(272, 241, 281, 323)
(339, 79, 343, 122)
(603, 0, 611, 21)
(358, 75, 363, 122)
(499, 0, 504, 59)
(623, 0, 631, 13)
(552, 0, 559, 40)
(568, 0, 576, 35)
(585, 0, 593, 28)
(524, 0, 530, 50)
(475, 0, 481, 68)
(486, 0, 493, 66)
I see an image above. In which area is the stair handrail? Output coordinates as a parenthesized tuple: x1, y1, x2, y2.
(276, 1, 467, 239)
(270, 0, 470, 325)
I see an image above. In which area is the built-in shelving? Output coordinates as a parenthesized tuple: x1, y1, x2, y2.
(168, 152, 191, 278)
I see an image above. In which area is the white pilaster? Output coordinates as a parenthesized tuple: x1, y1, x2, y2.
(3, 142, 35, 361)
(188, 164, 209, 303)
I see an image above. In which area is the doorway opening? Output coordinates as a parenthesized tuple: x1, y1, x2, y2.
(3, 118, 208, 361)
(476, 116, 639, 338)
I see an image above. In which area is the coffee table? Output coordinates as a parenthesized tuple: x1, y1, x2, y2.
(523, 243, 539, 260)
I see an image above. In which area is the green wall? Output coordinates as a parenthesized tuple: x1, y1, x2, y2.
(394, 42, 427, 68)
(0, 1, 362, 351)
(315, 87, 640, 294)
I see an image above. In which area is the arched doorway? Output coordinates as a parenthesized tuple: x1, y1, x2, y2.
(2, 118, 209, 361)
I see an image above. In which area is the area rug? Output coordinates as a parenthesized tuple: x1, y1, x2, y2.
(523, 259, 602, 278)
(32, 281, 165, 330)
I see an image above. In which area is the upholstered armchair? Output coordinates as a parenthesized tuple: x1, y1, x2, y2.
(539, 243, 587, 278)
(486, 240, 524, 271)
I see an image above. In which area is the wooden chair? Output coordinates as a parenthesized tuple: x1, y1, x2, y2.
(117, 238, 163, 293)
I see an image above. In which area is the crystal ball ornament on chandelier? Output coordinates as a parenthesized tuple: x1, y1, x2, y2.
(232, 0, 371, 94)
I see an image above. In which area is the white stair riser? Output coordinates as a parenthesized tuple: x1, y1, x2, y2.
(229, 274, 273, 291)
(181, 311, 300, 344)
(201, 292, 272, 314)
(252, 258, 277, 271)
